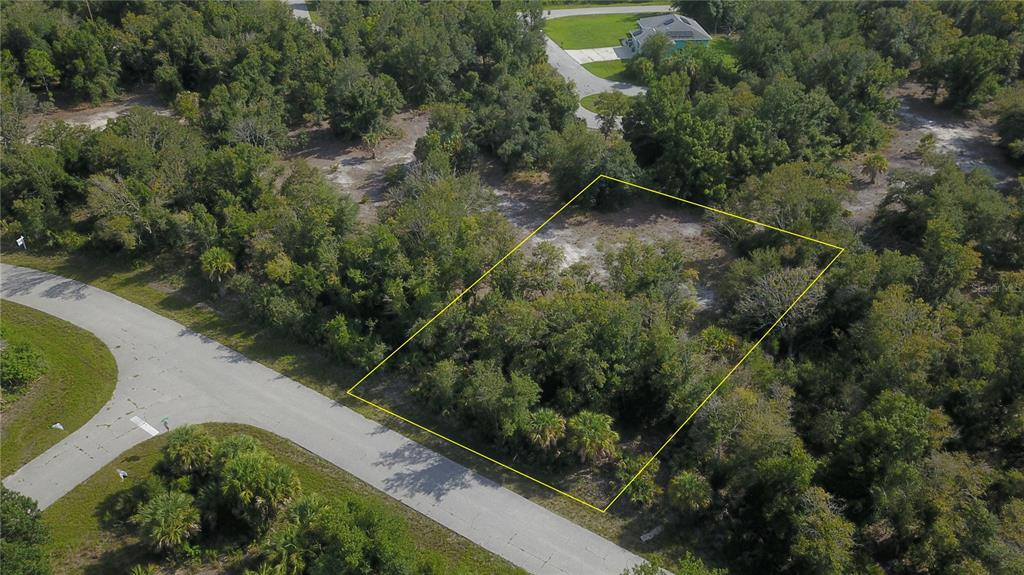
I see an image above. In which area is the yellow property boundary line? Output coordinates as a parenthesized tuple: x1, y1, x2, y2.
(347, 175, 845, 513)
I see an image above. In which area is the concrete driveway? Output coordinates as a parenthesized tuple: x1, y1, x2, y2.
(543, 6, 672, 128)
(565, 47, 634, 64)
(0, 264, 645, 575)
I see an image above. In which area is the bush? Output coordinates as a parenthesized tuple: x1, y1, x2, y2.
(0, 486, 49, 575)
(1, 341, 46, 391)
(668, 470, 712, 516)
(131, 491, 201, 554)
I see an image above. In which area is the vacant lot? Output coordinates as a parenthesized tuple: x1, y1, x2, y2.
(1, 301, 117, 477)
(545, 12, 666, 49)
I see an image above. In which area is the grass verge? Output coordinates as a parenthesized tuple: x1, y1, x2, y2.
(0, 300, 117, 477)
(582, 59, 633, 83)
(43, 422, 523, 574)
(545, 12, 667, 50)
(543, 1, 665, 9)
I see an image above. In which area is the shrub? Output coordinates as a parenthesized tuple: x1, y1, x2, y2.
(131, 491, 200, 554)
(668, 470, 712, 516)
(1, 342, 46, 391)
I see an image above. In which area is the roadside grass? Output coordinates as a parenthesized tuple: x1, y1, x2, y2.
(545, 12, 667, 49)
(0, 300, 117, 477)
(579, 92, 633, 113)
(43, 423, 523, 574)
(2, 250, 701, 564)
(582, 59, 633, 83)
(543, 1, 665, 9)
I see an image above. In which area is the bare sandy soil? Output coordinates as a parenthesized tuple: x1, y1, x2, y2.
(27, 88, 170, 133)
(289, 111, 429, 222)
(482, 162, 727, 309)
(845, 81, 1020, 225)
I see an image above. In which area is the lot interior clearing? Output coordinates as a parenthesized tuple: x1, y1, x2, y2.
(0, 300, 117, 477)
(42, 423, 522, 575)
(350, 176, 844, 511)
(544, 12, 668, 49)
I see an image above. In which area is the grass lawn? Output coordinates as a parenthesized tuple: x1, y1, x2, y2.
(1, 251, 716, 566)
(582, 59, 633, 83)
(43, 423, 523, 574)
(543, 1, 665, 9)
(0, 300, 117, 477)
(545, 12, 667, 49)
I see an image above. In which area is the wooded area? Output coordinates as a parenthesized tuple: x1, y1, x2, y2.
(1, 1, 1022, 574)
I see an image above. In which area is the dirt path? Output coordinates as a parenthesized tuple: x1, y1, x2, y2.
(845, 81, 1019, 225)
(27, 88, 170, 133)
(289, 111, 429, 222)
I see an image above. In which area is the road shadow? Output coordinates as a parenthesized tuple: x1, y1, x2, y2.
(41, 279, 89, 300)
(374, 441, 477, 501)
(0, 266, 51, 297)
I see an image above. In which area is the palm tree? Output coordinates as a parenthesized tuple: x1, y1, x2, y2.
(163, 425, 215, 477)
(200, 246, 236, 285)
(527, 408, 566, 451)
(566, 411, 620, 464)
(861, 154, 888, 184)
(131, 491, 200, 554)
(129, 565, 159, 575)
(220, 450, 300, 531)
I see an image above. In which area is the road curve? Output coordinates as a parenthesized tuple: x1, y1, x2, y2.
(0, 264, 645, 575)
(543, 5, 671, 127)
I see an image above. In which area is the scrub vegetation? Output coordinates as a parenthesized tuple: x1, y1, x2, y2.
(1, 1, 1022, 574)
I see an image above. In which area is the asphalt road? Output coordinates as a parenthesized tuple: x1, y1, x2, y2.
(543, 5, 671, 127)
(0, 264, 645, 575)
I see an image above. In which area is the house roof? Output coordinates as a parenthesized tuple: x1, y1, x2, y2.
(629, 13, 711, 45)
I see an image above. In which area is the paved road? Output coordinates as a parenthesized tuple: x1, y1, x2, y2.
(543, 6, 672, 128)
(0, 264, 645, 575)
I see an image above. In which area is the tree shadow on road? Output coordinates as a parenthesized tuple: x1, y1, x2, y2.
(374, 441, 478, 501)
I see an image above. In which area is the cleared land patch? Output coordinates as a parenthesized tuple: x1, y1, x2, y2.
(1, 300, 117, 477)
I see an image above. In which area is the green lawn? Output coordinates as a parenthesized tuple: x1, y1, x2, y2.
(545, 12, 667, 49)
(582, 59, 632, 82)
(44, 423, 524, 574)
(543, 1, 665, 9)
(0, 300, 117, 477)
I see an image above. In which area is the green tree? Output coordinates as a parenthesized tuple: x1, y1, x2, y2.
(939, 34, 1019, 110)
(327, 62, 404, 138)
(459, 361, 540, 443)
(566, 410, 620, 464)
(131, 491, 200, 554)
(0, 486, 50, 575)
(22, 48, 57, 99)
(920, 217, 981, 302)
(51, 21, 119, 102)
(593, 92, 632, 136)
(546, 122, 639, 209)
